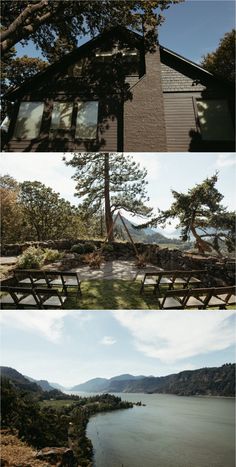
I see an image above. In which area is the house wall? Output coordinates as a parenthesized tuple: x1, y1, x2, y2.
(123, 45, 167, 152)
(3, 36, 235, 153)
(160, 57, 235, 152)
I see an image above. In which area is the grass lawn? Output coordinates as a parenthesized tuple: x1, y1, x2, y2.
(40, 399, 75, 409)
(65, 279, 160, 310)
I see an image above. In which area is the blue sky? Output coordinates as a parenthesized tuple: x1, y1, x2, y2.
(15, 0, 235, 64)
(1, 152, 235, 236)
(0, 310, 235, 387)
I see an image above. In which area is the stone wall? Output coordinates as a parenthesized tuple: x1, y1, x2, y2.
(2, 239, 234, 286)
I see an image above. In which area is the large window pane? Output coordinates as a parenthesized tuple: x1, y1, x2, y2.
(14, 102, 44, 139)
(197, 100, 234, 141)
(51, 102, 73, 130)
(76, 101, 98, 139)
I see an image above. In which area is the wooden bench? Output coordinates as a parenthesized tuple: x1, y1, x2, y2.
(0, 284, 67, 309)
(158, 285, 236, 310)
(0, 285, 41, 309)
(14, 269, 50, 287)
(45, 271, 82, 296)
(140, 270, 204, 295)
(13, 269, 82, 295)
(35, 288, 66, 309)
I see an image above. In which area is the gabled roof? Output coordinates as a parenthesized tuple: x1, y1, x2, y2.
(4, 26, 142, 99)
(4, 25, 232, 99)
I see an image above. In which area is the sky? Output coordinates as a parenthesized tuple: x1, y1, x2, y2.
(15, 0, 235, 65)
(0, 310, 235, 387)
(1, 152, 235, 236)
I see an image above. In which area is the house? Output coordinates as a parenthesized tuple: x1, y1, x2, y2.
(2, 26, 235, 153)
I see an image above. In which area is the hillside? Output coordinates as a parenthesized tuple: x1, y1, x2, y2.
(114, 216, 177, 244)
(25, 375, 55, 392)
(72, 364, 235, 397)
(71, 374, 145, 392)
(1, 431, 47, 467)
(0, 366, 42, 393)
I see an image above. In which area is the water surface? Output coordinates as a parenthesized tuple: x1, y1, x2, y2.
(82, 393, 235, 467)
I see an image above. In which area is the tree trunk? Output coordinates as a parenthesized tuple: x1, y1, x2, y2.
(190, 224, 213, 255)
(104, 154, 114, 242)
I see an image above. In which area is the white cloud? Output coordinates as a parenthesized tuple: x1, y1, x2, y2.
(0, 310, 71, 343)
(100, 335, 117, 345)
(0, 153, 77, 204)
(216, 154, 236, 168)
(113, 311, 236, 364)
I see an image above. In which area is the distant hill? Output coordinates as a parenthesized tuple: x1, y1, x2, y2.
(114, 216, 178, 244)
(0, 366, 42, 393)
(0, 367, 64, 397)
(25, 376, 55, 392)
(71, 364, 235, 397)
(49, 381, 68, 392)
(71, 374, 145, 392)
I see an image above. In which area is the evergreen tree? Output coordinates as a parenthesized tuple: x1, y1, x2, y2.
(65, 153, 152, 241)
(138, 173, 235, 256)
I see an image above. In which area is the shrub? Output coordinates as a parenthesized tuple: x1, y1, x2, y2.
(17, 246, 45, 269)
(17, 247, 62, 269)
(102, 243, 114, 253)
(43, 248, 62, 263)
(84, 242, 96, 253)
(71, 242, 96, 254)
(71, 243, 86, 254)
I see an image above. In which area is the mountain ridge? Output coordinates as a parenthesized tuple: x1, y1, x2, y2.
(1, 364, 235, 397)
(70, 364, 235, 396)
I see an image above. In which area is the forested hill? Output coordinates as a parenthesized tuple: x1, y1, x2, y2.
(0, 366, 62, 397)
(72, 364, 235, 397)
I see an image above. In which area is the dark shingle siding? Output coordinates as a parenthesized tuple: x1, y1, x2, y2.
(161, 63, 206, 92)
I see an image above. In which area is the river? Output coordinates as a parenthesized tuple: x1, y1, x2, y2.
(77, 392, 235, 467)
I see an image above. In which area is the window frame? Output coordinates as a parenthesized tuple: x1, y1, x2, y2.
(194, 97, 234, 142)
(49, 99, 99, 142)
(13, 101, 45, 141)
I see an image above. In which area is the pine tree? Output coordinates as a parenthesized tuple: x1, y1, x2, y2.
(65, 153, 152, 241)
(137, 173, 235, 256)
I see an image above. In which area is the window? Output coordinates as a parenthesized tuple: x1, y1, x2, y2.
(75, 101, 99, 139)
(50, 102, 73, 130)
(14, 102, 44, 139)
(197, 99, 234, 141)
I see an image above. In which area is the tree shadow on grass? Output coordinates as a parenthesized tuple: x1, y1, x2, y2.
(64, 279, 160, 310)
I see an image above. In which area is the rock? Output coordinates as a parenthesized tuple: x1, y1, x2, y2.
(36, 447, 75, 466)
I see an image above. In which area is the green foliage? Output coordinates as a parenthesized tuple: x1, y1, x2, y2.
(140, 173, 235, 256)
(71, 243, 86, 254)
(19, 180, 80, 241)
(65, 152, 153, 241)
(17, 246, 45, 269)
(1, 1, 183, 57)
(1, 371, 134, 465)
(17, 246, 61, 269)
(102, 243, 114, 253)
(84, 241, 96, 253)
(1, 52, 48, 121)
(43, 248, 62, 263)
(201, 29, 235, 83)
(71, 242, 96, 254)
(0, 175, 24, 244)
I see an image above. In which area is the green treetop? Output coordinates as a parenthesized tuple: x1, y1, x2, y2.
(65, 152, 153, 241)
(201, 29, 235, 83)
(138, 173, 235, 256)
